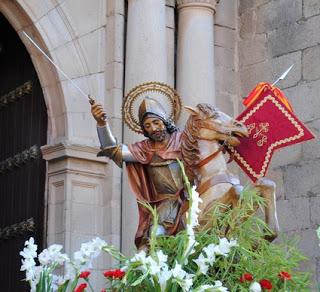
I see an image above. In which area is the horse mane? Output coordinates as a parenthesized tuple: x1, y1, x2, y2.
(181, 103, 218, 183)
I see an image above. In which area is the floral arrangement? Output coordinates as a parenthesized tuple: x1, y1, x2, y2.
(20, 162, 311, 291)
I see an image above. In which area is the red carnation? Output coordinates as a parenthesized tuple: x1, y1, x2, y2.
(103, 269, 125, 279)
(79, 271, 91, 279)
(240, 273, 254, 283)
(101, 289, 106, 292)
(74, 283, 87, 292)
(259, 279, 273, 290)
(278, 271, 292, 281)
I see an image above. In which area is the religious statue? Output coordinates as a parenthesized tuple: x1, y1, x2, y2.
(91, 82, 281, 248)
(91, 83, 186, 249)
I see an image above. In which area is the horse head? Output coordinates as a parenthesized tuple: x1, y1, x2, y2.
(184, 103, 248, 146)
(182, 103, 279, 240)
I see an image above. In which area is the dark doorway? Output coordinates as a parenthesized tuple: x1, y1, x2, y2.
(0, 14, 47, 291)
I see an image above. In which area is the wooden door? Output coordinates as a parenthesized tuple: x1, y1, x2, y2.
(0, 14, 47, 291)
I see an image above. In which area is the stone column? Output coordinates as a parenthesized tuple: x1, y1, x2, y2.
(125, 0, 167, 89)
(122, 0, 167, 255)
(41, 143, 110, 289)
(176, 0, 219, 123)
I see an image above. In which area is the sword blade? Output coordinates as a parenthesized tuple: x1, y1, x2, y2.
(272, 64, 294, 87)
(22, 31, 89, 100)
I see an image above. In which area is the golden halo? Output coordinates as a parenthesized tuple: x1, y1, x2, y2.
(122, 81, 182, 134)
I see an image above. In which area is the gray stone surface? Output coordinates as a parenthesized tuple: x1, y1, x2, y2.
(239, 0, 271, 14)
(165, 0, 175, 7)
(239, 9, 256, 39)
(303, 0, 320, 18)
(303, 45, 320, 81)
(284, 80, 320, 122)
(256, 0, 302, 33)
(214, 25, 235, 50)
(215, 92, 236, 116)
(238, 0, 320, 285)
(215, 0, 236, 29)
(277, 198, 310, 232)
(215, 66, 236, 95)
(285, 228, 320, 259)
(283, 159, 320, 199)
(270, 144, 302, 168)
(302, 119, 320, 160)
(297, 228, 320, 259)
(310, 196, 320, 226)
(238, 34, 267, 66)
(214, 46, 235, 69)
(240, 51, 301, 96)
(268, 15, 320, 57)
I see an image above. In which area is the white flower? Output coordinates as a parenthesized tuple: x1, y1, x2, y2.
(72, 237, 106, 269)
(147, 257, 161, 275)
(193, 253, 209, 274)
(131, 250, 147, 263)
(20, 237, 37, 260)
(171, 262, 187, 280)
(20, 257, 36, 272)
(38, 244, 69, 266)
(249, 282, 262, 292)
(64, 262, 76, 281)
(203, 244, 217, 265)
(91, 237, 107, 250)
(196, 281, 229, 292)
(171, 262, 194, 291)
(156, 250, 168, 265)
(52, 275, 65, 291)
(157, 265, 172, 291)
(212, 280, 229, 292)
(38, 249, 51, 265)
(215, 238, 238, 256)
(184, 186, 202, 259)
(181, 276, 193, 291)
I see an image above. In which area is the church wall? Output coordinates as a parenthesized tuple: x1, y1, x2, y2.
(1, 0, 118, 289)
(2, 0, 319, 287)
(238, 0, 320, 284)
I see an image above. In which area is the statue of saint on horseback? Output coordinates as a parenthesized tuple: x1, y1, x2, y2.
(91, 82, 280, 249)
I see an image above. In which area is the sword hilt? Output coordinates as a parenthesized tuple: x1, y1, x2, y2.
(88, 94, 95, 105)
(88, 94, 107, 121)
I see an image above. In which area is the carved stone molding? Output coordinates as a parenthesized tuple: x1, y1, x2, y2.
(0, 218, 35, 240)
(0, 81, 33, 109)
(41, 142, 108, 177)
(0, 145, 41, 175)
(176, 0, 219, 12)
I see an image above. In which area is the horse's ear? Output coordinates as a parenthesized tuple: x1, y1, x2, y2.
(184, 105, 199, 116)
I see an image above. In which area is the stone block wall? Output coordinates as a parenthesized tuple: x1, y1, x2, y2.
(238, 0, 320, 284)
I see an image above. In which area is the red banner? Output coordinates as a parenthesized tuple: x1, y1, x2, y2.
(229, 83, 315, 182)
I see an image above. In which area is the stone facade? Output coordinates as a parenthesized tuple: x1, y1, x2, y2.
(239, 0, 320, 284)
(0, 0, 319, 287)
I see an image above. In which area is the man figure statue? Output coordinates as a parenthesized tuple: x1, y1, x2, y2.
(91, 97, 186, 249)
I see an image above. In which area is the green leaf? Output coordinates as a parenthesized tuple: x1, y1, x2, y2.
(57, 280, 69, 292)
(70, 276, 79, 292)
(131, 270, 150, 286)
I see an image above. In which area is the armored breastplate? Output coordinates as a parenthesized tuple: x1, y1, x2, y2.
(146, 154, 183, 196)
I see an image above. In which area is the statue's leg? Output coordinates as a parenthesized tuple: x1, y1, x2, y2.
(255, 178, 280, 241)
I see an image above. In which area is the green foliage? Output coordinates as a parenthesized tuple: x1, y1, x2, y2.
(114, 187, 311, 291)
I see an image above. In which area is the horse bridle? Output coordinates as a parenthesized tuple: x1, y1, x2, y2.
(194, 136, 238, 195)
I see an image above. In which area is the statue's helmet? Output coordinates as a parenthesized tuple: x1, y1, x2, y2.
(138, 96, 168, 124)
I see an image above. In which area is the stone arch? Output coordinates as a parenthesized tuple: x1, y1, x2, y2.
(0, 0, 98, 145)
(0, 0, 67, 144)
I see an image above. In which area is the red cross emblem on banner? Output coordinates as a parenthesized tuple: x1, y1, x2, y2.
(228, 83, 315, 182)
